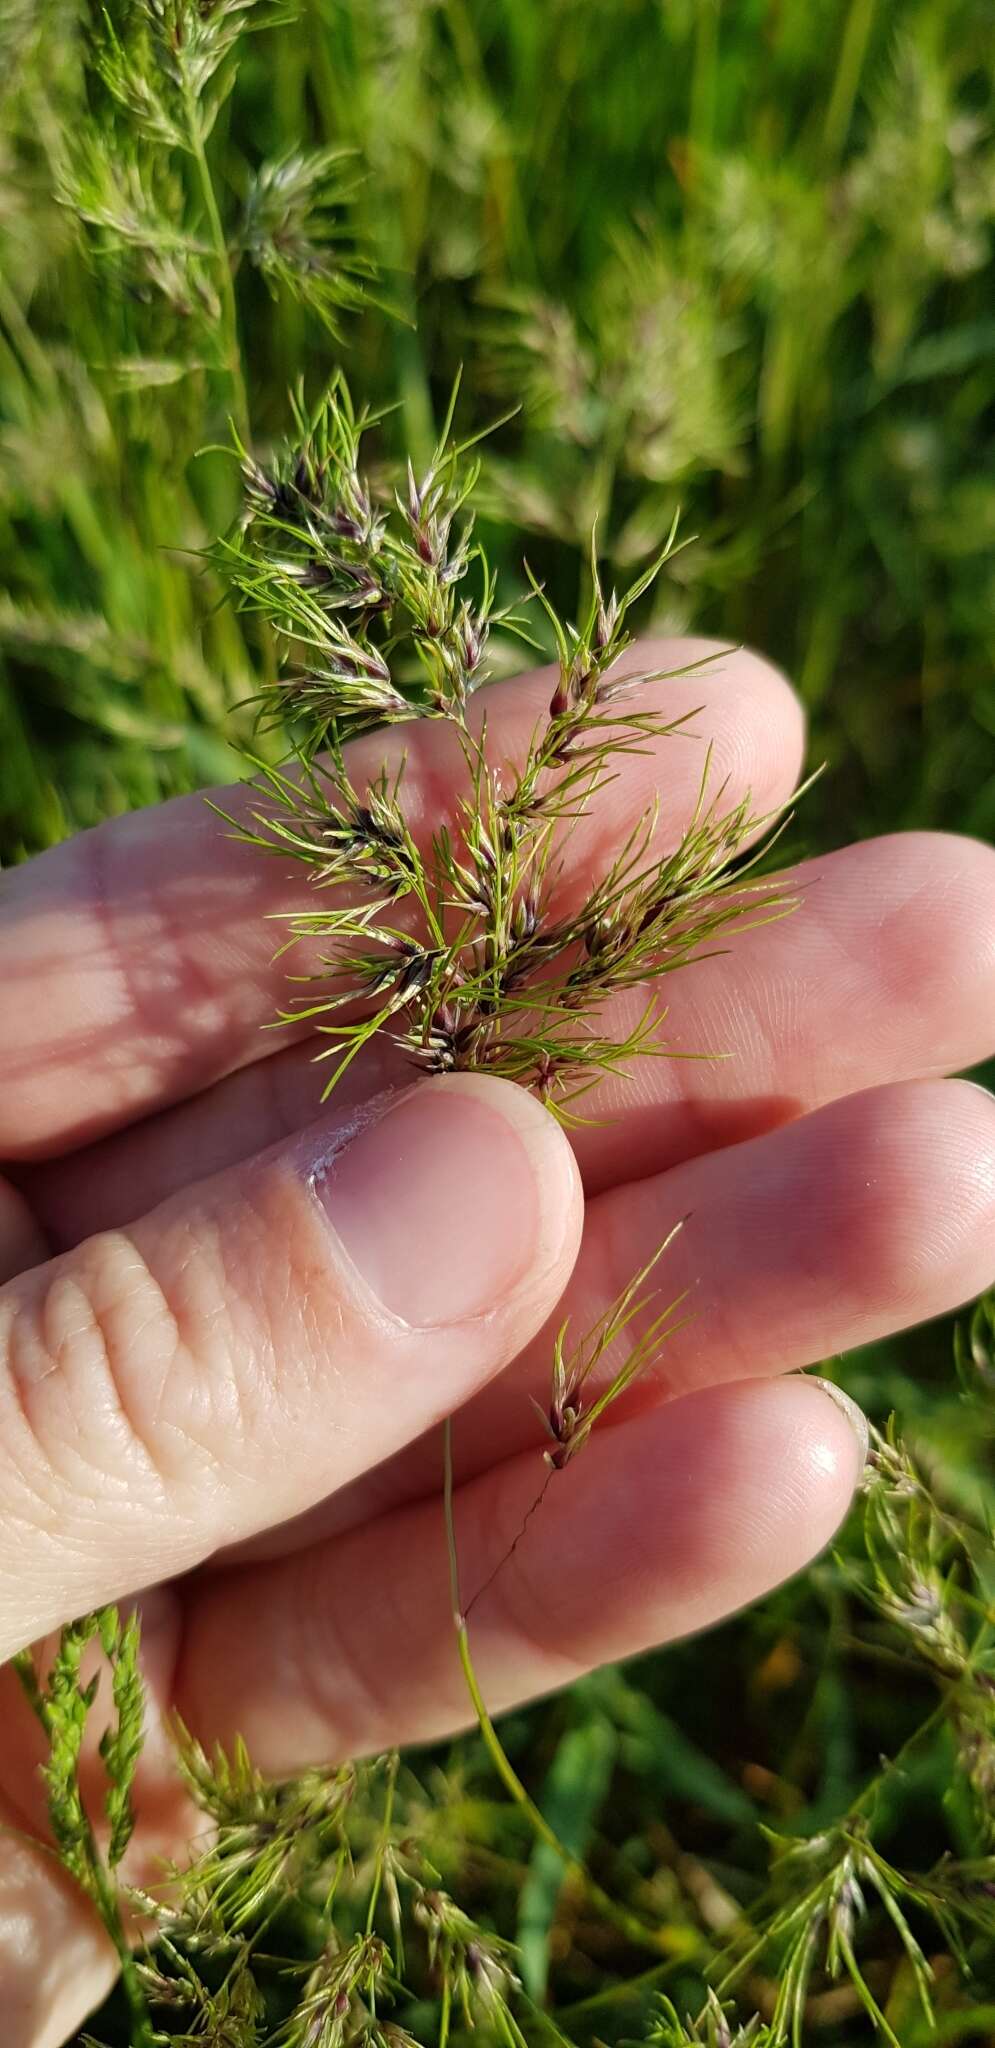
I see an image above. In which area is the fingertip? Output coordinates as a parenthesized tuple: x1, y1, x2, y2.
(950, 1071, 995, 1137)
(802, 1373, 870, 1473)
(650, 1373, 863, 1610)
(942, 1077, 995, 1210)
(836, 1078, 995, 1309)
(783, 1373, 868, 1525)
(486, 1372, 867, 1667)
(635, 634, 806, 797)
(169, 1369, 869, 1770)
(646, 1373, 864, 1577)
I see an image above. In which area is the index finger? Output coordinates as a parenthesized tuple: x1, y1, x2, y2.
(0, 638, 803, 1159)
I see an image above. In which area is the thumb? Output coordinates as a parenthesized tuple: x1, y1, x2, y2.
(0, 1075, 581, 1657)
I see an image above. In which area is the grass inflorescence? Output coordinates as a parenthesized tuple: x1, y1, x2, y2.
(211, 375, 795, 1114)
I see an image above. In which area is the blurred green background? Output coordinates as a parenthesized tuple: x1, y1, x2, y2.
(4, 0, 995, 858)
(3, 2, 995, 2039)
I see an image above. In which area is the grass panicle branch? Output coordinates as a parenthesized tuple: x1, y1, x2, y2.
(13, 1608, 154, 2047)
(214, 376, 796, 1117)
(442, 1415, 673, 1965)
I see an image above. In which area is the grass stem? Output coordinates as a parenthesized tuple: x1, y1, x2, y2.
(184, 91, 251, 448)
(443, 1420, 671, 1961)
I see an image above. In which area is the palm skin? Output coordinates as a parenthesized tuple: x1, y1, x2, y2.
(2, 639, 995, 2044)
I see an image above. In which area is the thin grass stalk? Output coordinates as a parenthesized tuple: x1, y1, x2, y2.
(442, 1417, 671, 1961)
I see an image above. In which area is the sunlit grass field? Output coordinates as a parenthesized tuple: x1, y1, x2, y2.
(3, 3, 995, 2039)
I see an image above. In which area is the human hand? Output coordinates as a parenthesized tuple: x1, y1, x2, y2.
(2, 640, 995, 2042)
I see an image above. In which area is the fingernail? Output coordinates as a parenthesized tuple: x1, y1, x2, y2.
(807, 1375, 870, 1469)
(308, 1075, 556, 1327)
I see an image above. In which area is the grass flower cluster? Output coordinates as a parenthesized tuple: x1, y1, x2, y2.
(213, 376, 793, 1113)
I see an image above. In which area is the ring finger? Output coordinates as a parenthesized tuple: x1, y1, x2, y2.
(227, 1072, 995, 1559)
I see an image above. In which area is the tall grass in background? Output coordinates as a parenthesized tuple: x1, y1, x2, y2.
(4, 0, 994, 857)
(3, 3, 995, 2040)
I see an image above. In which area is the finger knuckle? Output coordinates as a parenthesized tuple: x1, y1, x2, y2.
(3, 1230, 184, 1504)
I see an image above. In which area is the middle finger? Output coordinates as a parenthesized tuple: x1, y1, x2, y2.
(227, 1073, 995, 1560)
(23, 827, 995, 1246)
